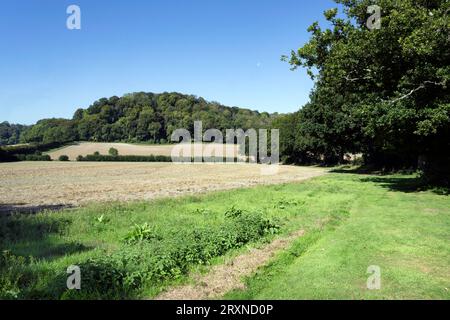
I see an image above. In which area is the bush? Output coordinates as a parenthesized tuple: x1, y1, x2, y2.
(123, 223, 161, 244)
(108, 148, 119, 156)
(76, 155, 83, 162)
(0, 251, 27, 299)
(0, 208, 282, 300)
(224, 205, 244, 218)
(58, 155, 69, 161)
(64, 210, 281, 299)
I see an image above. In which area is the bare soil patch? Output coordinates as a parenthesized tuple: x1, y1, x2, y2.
(156, 229, 305, 300)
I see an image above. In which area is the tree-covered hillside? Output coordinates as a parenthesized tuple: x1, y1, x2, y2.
(17, 92, 276, 145)
(0, 122, 29, 146)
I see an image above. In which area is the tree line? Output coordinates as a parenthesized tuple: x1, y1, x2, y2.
(0, 122, 29, 145)
(1, 92, 275, 146)
(276, 0, 449, 184)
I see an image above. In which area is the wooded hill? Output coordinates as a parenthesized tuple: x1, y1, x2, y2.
(1, 92, 276, 146)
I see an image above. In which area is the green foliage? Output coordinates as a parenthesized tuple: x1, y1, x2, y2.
(77, 154, 172, 162)
(0, 251, 27, 299)
(58, 155, 69, 162)
(0, 204, 281, 299)
(76, 153, 244, 163)
(283, 0, 450, 183)
(108, 147, 119, 156)
(0, 122, 29, 146)
(224, 205, 244, 218)
(95, 215, 109, 224)
(123, 223, 161, 244)
(72, 210, 281, 299)
(1, 142, 64, 155)
(20, 92, 275, 145)
(21, 119, 77, 145)
(0, 142, 64, 162)
(15, 154, 52, 161)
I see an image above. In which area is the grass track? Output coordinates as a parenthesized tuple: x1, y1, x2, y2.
(226, 173, 450, 300)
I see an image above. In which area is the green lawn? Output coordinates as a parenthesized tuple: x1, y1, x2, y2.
(226, 174, 450, 300)
(1, 172, 449, 299)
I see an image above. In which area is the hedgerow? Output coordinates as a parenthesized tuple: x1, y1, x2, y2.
(76, 153, 242, 163)
(63, 210, 280, 299)
(0, 142, 65, 162)
(14, 154, 52, 161)
(77, 154, 172, 162)
(0, 207, 281, 300)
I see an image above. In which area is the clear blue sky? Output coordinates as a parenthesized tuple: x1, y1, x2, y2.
(0, 0, 336, 125)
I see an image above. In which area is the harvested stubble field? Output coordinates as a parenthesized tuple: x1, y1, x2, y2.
(0, 162, 326, 212)
(46, 142, 241, 161)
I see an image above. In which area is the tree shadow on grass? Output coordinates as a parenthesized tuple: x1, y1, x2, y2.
(0, 209, 92, 261)
(0, 203, 74, 216)
(11, 239, 92, 261)
(331, 166, 449, 195)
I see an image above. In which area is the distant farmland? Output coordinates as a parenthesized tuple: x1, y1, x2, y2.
(0, 162, 326, 212)
(46, 142, 241, 161)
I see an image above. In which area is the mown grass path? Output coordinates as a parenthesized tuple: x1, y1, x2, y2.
(226, 174, 450, 299)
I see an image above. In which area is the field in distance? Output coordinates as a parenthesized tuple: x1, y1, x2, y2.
(46, 142, 241, 161)
(0, 162, 326, 212)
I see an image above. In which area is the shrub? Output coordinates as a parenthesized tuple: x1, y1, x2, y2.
(224, 205, 244, 218)
(123, 223, 161, 244)
(69, 210, 282, 299)
(2, 209, 282, 299)
(58, 155, 69, 161)
(108, 148, 119, 156)
(74, 255, 132, 299)
(76, 155, 83, 161)
(0, 251, 27, 299)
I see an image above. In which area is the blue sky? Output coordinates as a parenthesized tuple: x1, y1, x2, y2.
(0, 0, 336, 124)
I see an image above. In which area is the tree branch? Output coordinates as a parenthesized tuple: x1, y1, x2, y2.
(388, 80, 446, 104)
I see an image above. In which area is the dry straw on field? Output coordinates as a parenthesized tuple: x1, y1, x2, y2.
(0, 162, 325, 212)
(46, 142, 241, 161)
